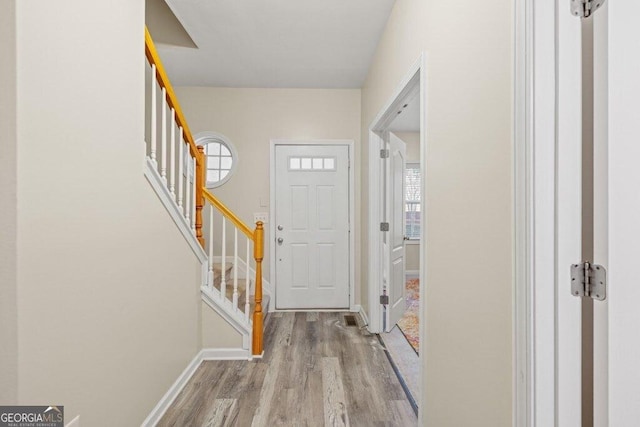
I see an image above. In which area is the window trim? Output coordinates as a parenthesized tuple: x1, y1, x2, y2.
(194, 131, 239, 189)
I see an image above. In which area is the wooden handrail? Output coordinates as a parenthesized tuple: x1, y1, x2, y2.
(202, 189, 254, 240)
(203, 191, 263, 356)
(144, 27, 201, 165)
(146, 27, 262, 355)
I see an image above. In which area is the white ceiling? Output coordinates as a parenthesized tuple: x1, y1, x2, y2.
(157, 0, 396, 88)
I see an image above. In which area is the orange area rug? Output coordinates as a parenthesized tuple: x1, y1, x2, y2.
(397, 277, 420, 354)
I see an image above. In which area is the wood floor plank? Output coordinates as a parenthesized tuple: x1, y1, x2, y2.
(250, 313, 296, 426)
(203, 399, 238, 427)
(322, 357, 350, 427)
(233, 362, 268, 426)
(157, 312, 417, 427)
(388, 400, 418, 427)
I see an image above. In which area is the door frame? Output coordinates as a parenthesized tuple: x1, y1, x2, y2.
(367, 54, 425, 335)
(514, 0, 559, 424)
(269, 139, 356, 311)
(515, 0, 590, 425)
(513, 0, 535, 424)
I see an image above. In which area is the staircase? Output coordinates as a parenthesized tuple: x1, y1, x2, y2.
(143, 27, 268, 356)
(211, 264, 271, 316)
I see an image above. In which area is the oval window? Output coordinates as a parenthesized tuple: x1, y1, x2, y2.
(194, 132, 238, 188)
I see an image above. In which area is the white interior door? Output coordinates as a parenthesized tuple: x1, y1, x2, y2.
(550, 1, 640, 425)
(385, 133, 406, 331)
(274, 144, 350, 309)
(606, 1, 640, 423)
(593, 4, 608, 426)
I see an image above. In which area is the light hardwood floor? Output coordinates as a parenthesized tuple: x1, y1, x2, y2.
(158, 312, 417, 426)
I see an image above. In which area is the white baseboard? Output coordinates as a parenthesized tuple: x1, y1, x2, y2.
(358, 305, 370, 329)
(201, 348, 251, 361)
(201, 286, 252, 336)
(141, 350, 204, 427)
(144, 158, 207, 264)
(65, 415, 80, 427)
(142, 345, 254, 426)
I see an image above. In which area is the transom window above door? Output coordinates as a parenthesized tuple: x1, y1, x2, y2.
(288, 156, 336, 171)
(195, 132, 238, 188)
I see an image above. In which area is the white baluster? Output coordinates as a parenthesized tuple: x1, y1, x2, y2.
(177, 130, 184, 214)
(169, 108, 176, 199)
(245, 237, 250, 320)
(184, 155, 190, 226)
(221, 217, 227, 301)
(150, 65, 157, 164)
(160, 88, 167, 183)
(233, 228, 239, 308)
(208, 207, 214, 291)
(191, 156, 196, 234)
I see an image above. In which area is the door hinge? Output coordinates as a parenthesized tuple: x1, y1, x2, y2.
(571, 262, 606, 301)
(380, 149, 389, 159)
(380, 294, 389, 305)
(571, 0, 605, 18)
(380, 222, 389, 232)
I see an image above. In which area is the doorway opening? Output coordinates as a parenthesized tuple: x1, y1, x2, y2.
(367, 55, 426, 412)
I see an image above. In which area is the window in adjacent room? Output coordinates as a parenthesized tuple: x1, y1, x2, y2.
(405, 162, 421, 241)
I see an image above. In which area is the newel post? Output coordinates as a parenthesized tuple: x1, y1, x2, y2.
(252, 221, 264, 355)
(195, 146, 205, 248)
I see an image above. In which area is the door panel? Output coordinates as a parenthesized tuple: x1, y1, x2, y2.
(387, 134, 406, 330)
(274, 145, 350, 309)
(607, 1, 640, 423)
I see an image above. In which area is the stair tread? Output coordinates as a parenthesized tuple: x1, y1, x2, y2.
(208, 263, 270, 320)
(211, 280, 269, 317)
(212, 263, 233, 273)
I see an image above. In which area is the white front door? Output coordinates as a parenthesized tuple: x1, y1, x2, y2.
(274, 145, 350, 309)
(385, 133, 406, 331)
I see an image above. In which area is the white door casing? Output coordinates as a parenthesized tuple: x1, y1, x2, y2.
(274, 144, 350, 309)
(526, 0, 640, 425)
(386, 133, 407, 331)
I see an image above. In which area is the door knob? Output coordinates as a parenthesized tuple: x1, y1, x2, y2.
(277, 225, 283, 231)
(277, 237, 284, 244)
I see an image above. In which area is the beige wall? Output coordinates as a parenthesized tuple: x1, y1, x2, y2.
(10, 1, 205, 425)
(361, 0, 513, 424)
(201, 302, 244, 348)
(0, 0, 18, 405)
(146, 0, 196, 48)
(175, 87, 362, 303)
(393, 131, 420, 162)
